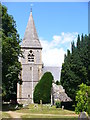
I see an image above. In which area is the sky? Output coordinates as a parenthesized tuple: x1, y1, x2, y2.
(2, 2, 88, 67)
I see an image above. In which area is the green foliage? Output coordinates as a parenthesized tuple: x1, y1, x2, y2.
(1, 4, 22, 101)
(87, 86, 90, 115)
(55, 80, 60, 85)
(75, 83, 88, 114)
(33, 72, 53, 104)
(55, 101, 61, 108)
(61, 34, 90, 101)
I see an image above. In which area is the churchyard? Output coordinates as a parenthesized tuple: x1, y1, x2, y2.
(1, 2, 90, 120)
(2, 103, 78, 119)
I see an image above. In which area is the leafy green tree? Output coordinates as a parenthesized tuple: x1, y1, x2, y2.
(1, 4, 22, 101)
(33, 72, 53, 104)
(61, 34, 90, 101)
(75, 83, 88, 114)
(87, 86, 90, 115)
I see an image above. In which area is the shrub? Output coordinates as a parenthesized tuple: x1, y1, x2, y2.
(75, 83, 88, 114)
(55, 101, 61, 108)
(87, 86, 90, 116)
(33, 72, 54, 104)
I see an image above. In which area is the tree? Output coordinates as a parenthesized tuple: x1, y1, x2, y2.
(87, 86, 90, 115)
(33, 72, 54, 104)
(61, 34, 90, 101)
(75, 83, 88, 114)
(71, 41, 75, 54)
(1, 4, 22, 101)
(77, 34, 80, 49)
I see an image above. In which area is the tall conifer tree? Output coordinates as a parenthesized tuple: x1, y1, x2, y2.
(61, 34, 90, 100)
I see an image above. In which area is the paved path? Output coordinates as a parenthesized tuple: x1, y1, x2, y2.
(5, 111, 23, 119)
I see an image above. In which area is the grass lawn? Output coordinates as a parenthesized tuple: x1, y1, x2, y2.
(17, 104, 76, 114)
(2, 104, 78, 119)
(17, 104, 78, 119)
(22, 115, 78, 120)
(2, 112, 11, 118)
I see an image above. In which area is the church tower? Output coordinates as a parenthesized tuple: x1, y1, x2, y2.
(17, 9, 43, 103)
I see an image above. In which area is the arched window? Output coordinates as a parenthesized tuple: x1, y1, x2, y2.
(28, 50, 34, 62)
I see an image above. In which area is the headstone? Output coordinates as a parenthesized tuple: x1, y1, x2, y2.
(62, 105, 64, 110)
(34, 104, 38, 110)
(40, 100, 43, 110)
(78, 112, 89, 120)
(40, 100, 42, 105)
(23, 104, 28, 109)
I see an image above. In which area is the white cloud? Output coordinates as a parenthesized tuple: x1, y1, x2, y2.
(61, 32, 78, 44)
(53, 36, 61, 44)
(40, 32, 78, 67)
(42, 47, 65, 67)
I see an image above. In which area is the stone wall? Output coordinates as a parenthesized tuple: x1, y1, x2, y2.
(17, 48, 43, 104)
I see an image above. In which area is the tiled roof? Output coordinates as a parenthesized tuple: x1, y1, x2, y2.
(43, 66, 61, 81)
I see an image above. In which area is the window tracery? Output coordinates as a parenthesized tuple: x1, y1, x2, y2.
(28, 50, 34, 62)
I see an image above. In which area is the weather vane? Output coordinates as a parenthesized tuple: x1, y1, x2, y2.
(30, 3, 33, 12)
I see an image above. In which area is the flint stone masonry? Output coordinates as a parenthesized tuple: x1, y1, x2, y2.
(17, 10, 43, 104)
(21, 49, 42, 64)
(17, 9, 67, 104)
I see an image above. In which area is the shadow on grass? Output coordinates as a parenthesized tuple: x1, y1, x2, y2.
(2, 103, 22, 112)
(61, 101, 75, 111)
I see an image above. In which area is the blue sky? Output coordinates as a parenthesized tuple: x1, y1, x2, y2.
(2, 2, 88, 67)
(2, 2, 88, 40)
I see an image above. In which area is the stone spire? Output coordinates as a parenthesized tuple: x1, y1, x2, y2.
(21, 10, 42, 49)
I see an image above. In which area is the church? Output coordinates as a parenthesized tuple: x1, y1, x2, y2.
(17, 9, 61, 104)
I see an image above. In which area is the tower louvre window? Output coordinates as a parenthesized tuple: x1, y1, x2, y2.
(28, 50, 34, 62)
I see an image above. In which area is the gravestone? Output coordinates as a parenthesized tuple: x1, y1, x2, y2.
(62, 105, 64, 110)
(40, 100, 42, 105)
(23, 104, 28, 109)
(34, 104, 38, 110)
(78, 112, 90, 120)
(40, 100, 43, 110)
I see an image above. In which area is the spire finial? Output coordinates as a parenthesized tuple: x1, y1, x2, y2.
(31, 7, 32, 12)
(30, 3, 33, 12)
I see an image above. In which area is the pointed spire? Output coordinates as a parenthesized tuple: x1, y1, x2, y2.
(21, 9, 42, 49)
